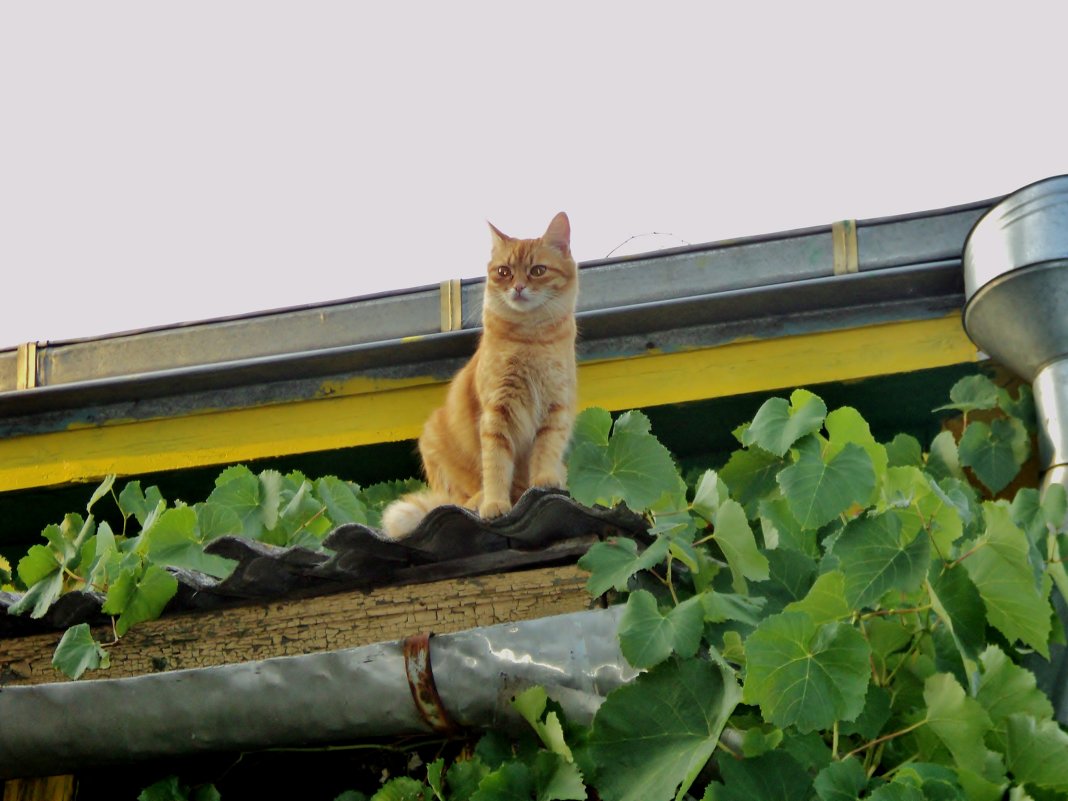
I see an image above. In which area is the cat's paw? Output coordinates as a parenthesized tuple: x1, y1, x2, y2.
(479, 498, 512, 520)
(530, 470, 568, 490)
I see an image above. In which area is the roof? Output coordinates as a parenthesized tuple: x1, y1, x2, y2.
(0, 488, 643, 639)
(0, 199, 988, 499)
(0, 192, 1007, 779)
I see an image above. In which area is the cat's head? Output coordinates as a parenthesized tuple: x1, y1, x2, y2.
(483, 212, 578, 321)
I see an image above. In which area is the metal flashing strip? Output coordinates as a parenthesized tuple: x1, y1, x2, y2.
(0, 314, 979, 493)
(832, 220, 859, 275)
(439, 279, 463, 332)
(15, 342, 37, 389)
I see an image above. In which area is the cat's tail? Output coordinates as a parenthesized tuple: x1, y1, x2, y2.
(380, 489, 451, 539)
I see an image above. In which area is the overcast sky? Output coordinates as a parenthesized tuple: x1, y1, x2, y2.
(2, 3, 1065, 351)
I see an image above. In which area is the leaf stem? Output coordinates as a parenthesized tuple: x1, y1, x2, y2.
(859, 604, 931, 621)
(844, 719, 925, 760)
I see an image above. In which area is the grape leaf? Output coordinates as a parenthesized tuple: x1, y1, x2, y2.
(936, 374, 1000, 413)
(886, 433, 923, 468)
(976, 646, 1055, 751)
(711, 749, 814, 801)
(119, 481, 166, 527)
(691, 469, 728, 523)
(825, 405, 889, 497)
(571, 406, 612, 448)
(928, 564, 986, 663)
(618, 591, 704, 668)
(720, 446, 786, 517)
(17, 543, 61, 587)
(52, 622, 110, 679)
(7, 570, 63, 618)
(567, 428, 679, 512)
(196, 502, 243, 541)
(926, 430, 964, 482)
(742, 611, 870, 732)
(742, 389, 827, 457)
(205, 466, 263, 539)
(578, 536, 669, 596)
(512, 686, 572, 762)
(446, 757, 489, 801)
(813, 756, 867, 801)
(1004, 714, 1068, 793)
(758, 497, 814, 556)
(777, 438, 875, 530)
(713, 499, 769, 593)
(106, 564, 179, 636)
(783, 570, 850, 624)
(923, 672, 995, 776)
(142, 507, 237, 579)
(371, 777, 431, 801)
(315, 476, 369, 525)
(831, 511, 930, 608)
(701, 592, 766, 627)
(961, 503, 1051, 656)
(958, 419, 1030, 494)
(590, 657, 740, 801)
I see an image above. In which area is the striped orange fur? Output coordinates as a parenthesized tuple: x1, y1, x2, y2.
(381, 213, 579, 539)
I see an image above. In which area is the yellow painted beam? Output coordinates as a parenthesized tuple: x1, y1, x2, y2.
(0, 315, 977, 493)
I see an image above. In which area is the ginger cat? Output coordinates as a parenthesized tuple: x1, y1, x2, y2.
(381, 212, 579, 539)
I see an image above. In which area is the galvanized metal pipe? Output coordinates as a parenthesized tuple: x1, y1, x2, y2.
(0, 606, 633, 780)
(963, 175, 1068, 492)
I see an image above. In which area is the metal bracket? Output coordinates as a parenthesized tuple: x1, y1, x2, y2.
(832, 220, 859, 275)
(403, 632, 460, 734)
(15, 342, 38, 390)
(439, 280, 463, 332)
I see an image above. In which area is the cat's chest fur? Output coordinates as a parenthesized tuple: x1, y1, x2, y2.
(474, 330, 576, 449)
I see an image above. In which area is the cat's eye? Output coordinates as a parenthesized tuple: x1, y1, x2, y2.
(530, 265, 547, 277)
(496, 265, 512, 279)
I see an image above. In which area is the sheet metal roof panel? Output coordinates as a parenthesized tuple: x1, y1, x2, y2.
(0, 488, 646, 637)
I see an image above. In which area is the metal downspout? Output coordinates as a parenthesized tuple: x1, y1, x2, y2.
(962, 174, 1068, 723)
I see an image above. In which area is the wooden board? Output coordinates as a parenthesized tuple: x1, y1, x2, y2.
(1, 776, 75, 801)
(1, 564, 595, 687)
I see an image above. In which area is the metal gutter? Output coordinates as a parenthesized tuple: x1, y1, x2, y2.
(0, 259, 967, 436)
(0, 605, 635, 780)
(0, 198, 992, 399)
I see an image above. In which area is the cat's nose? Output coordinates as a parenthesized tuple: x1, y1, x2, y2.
(514, 284, 526, 295)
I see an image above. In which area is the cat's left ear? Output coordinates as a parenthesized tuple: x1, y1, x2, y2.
(488, 221, 512, 247)
(542, 212, 571, 255)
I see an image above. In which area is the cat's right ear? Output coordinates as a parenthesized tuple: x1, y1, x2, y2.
(488, 221, 512, 247)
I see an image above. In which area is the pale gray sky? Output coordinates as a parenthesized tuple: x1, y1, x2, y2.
(2, 2, 1065, 350)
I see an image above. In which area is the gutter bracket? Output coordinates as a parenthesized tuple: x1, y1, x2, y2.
(439, 280, 463, 332)
(15, 342, 38, 390)
(832, 220, 859, 275)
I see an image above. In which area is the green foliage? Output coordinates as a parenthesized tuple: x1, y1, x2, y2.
(16, 370, 1066, 801)
(8, 466, 422, 679)
(138, 776, 220, 801)
(565, 373, 1064, 800)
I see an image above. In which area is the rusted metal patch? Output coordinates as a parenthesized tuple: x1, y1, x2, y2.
(403, 632, 459, 735)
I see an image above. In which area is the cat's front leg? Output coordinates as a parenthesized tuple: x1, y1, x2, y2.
(478, 407, 516, 519)
(528, 402, 574, 490)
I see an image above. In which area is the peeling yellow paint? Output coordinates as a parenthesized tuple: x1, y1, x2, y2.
(0, 315, 977, 493)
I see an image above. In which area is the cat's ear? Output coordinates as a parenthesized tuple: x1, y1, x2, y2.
(542, 212, 571, 255)
(488, 221, 512, 247)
